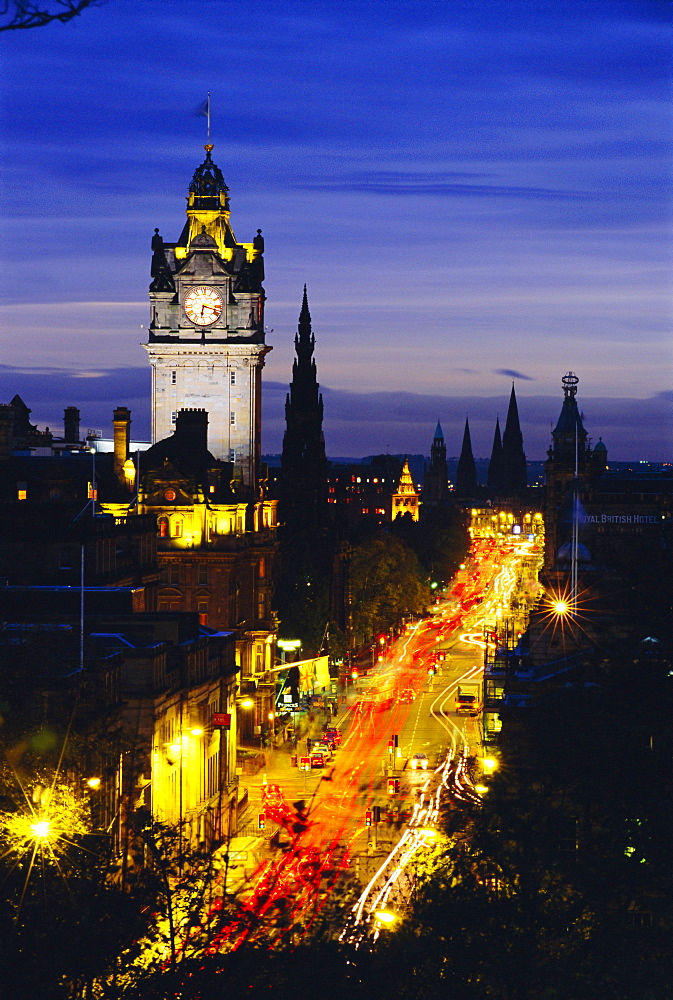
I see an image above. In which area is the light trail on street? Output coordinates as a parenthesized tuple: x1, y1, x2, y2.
(199, 535, 539, 953)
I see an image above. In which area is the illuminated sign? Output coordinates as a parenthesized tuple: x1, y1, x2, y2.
(580, 513, 659, 525)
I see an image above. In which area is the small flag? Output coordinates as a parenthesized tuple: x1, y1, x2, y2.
(194, 94, 211, 139)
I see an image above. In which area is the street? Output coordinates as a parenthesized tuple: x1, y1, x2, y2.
(212, 535, 540, 948)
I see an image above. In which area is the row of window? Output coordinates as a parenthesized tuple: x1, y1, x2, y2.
(170, 370, 237, 386)
(170, 411, 237, 427)
(160, 557, 266, 584)
(162, 567, 210, 584)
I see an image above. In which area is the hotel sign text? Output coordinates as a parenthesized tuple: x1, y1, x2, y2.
(580, 513, 659, 525)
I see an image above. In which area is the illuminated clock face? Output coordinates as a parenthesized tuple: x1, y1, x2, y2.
(184, 285, 223, 326)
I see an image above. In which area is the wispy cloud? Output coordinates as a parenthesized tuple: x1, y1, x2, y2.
(296, 172, 594, 201)
(494, 369, 536, 381)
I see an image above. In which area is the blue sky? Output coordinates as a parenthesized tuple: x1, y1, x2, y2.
(0, 0, 671, 459)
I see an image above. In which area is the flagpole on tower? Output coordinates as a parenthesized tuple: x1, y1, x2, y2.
(206, 91, 211, 140)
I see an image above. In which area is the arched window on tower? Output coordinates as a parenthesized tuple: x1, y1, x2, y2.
(158, 517, 168, 538)
(173, 519, 183, 538)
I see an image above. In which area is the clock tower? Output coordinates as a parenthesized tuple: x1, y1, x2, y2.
(143, 145, 270, 492)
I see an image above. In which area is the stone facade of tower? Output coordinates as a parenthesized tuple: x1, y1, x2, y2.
(143, 146, 270, 494)
(280, 287, 327, 525)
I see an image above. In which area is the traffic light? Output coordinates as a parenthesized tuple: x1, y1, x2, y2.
(351, 668, 359, 680)
(372, 805, 382, 823)
(387, 778, 400, 795)
(365, 809, 372, 827)
(258, 812, 266, 830)
(391, 734, 398, 747)
(307, 739, 312, 752)
(387, 740, 394, 754)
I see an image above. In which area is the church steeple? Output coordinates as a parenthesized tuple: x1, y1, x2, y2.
(500, 384, 527, 494)
(487, 416, 502, 492)
(280, 287, 327, 525)
(456, 418, 478, 497)
(424, 420, 448, 505)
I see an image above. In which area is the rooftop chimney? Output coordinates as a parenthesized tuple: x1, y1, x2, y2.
(175, 408, 208, 452)
(63, 406, 80, 444)
(113, 407, 131, 481)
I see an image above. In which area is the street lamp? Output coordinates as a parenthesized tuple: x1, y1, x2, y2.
(277, 638, 301, 664)
(30, 819, 51, 840)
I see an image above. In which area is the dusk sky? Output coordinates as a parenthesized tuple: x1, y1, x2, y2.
(0, 0, 671, 460)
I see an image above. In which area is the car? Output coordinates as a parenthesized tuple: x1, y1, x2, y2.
(261, 783, 284, 808)
(310, 750, 328, 768)
(399, 689, 415, 704)
(324, 727, 342, 746)
(312, 741, 333, 758)
(410, 753, 429, 770)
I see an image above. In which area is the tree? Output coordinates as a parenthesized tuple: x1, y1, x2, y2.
(0, 0, 102, 31)
(349, 533, 428, 647)
(406, 647, 673, 999)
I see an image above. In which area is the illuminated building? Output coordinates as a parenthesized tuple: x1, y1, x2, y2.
(469, 507, 544, 546)
(143, 145, 270, 491)
(100, 408, 277, 690)
(325, 455, 404, 524)
(86, 615, 240, 848)
(391, 458, 420, 522)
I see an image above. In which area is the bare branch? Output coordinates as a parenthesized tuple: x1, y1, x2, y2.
(0, 0, 104, 32)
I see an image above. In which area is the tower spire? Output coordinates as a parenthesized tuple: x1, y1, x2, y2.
(456, 417, 478, 497)
(500, 384, 527, 494)
(281, 287, 327, 525)
(425, 420, 448, 505)
(487, 416, 502, 492)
